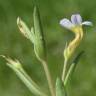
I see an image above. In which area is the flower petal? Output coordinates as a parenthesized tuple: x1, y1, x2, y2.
(71, 14, 82, 25)
(60, 18, 74, 29)
(82, 21, 93, 26)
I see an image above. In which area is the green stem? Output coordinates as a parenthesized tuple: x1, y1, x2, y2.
(62, 59, 68, 82)
(41, 60, 55, 96)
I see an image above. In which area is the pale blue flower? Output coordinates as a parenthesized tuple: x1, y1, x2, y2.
(60, 14, 92, 30)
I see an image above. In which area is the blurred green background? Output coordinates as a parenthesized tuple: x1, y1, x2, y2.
(0, 0, 96, 96)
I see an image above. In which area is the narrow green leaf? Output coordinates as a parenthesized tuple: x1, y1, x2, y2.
(33, 6, 46, 61)
(56, 78, 67, 96)
(73, 51, 84, 65)
(33, 6, 44, 42)
(64, 51, 84, 86)
(70, 51, 84, 74)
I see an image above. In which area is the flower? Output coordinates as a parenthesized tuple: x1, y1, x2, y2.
(60, 14, 92, 60)
(60, 14, 92, 32)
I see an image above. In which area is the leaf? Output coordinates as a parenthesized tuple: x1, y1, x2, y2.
(56, 78, 67, 96)
(64, 51, 84, 86)
(33, 6, 44, 42)
(33, 6, 46, 61)
(70, 51, 84, 74)
(73, 51, 84, 65)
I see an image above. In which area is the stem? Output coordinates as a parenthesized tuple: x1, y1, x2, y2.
(62, 58, 68, 82)
(41, 60, 55, 96)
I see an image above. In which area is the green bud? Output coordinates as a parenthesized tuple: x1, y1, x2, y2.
(17, 17, 35, 44)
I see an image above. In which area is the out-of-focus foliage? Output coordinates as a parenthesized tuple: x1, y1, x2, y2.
(0, 0, 96, 96)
